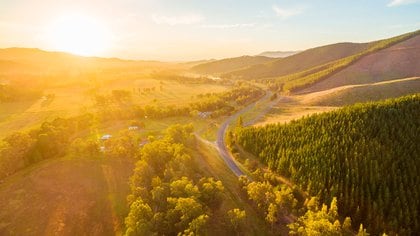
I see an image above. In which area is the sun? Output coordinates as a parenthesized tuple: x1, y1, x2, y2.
(47, 13, 111, 56)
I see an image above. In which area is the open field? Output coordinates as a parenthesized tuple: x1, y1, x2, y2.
(255, 104, 337, 126)
(96, 116, 221, 141)
(254, 77, 420, 126)
(0, 157, 134, 236)
(0, 79, 229, 139)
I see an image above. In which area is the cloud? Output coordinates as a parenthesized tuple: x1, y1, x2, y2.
(152, 14, 204, 26)
(201, 23, 256, 29)
(387, 0, 420, 7)
(272, 5, 305, 18)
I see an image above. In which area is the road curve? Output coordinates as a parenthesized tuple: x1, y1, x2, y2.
(216, 91, 273, 177)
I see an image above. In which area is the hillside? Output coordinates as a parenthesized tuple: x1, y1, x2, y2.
(223, 42, 371, 80)
(257, 51, 300, 58)
(0, 157, 134, 235)
(301, 34, 420, 93)
(0, 48, 172, 86)
(302, 77, 420, 106)
(235, 95, 420, 235)
(190, 55, 275, 75)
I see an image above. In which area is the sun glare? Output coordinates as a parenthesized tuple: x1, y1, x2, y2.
(47, 14, 111, 56)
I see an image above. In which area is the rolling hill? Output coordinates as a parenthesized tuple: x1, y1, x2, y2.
(223, 42, 372, 80)
(0, 48, 172, 85)
(300, 34, 420, 93)
(257, 51, 301, 58)
(190, 55, 275, 75)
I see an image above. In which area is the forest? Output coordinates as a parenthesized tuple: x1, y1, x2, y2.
(234, 94, 420, 235)
(125, 124, 247, 235)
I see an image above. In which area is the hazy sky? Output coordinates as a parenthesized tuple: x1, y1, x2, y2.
(0, 0, 419, 61)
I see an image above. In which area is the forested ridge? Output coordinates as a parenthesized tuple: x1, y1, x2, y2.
(235, 94, 420, 235)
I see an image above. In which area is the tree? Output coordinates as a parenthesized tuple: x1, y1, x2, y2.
(288, 198, 349, 236)
(198, 177, 224, 208)
(342, 217, 353, 235)
(182, 214, 209, 236)
(357, 224, 369, 236)
(125, 199, 153, 236)
(165, 124, 194, 144)
(246, 181, 274, 209)
(237, 116, 244, 128)
(167, 197, 205, 231)
(227, 208, 246, 235)
(170, 177, 200, 199)
(266, 203, 279, 229)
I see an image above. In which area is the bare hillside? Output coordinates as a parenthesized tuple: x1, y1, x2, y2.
(301, 77, 420, 106)
(301, 35, 420, 93)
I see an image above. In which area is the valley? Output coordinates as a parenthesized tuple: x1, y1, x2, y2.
(0, 23, 419, 236)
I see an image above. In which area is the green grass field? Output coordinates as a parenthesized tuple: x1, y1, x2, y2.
(0, 79, 229, 138)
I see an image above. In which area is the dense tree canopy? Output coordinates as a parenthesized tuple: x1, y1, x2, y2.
(125, 124, 234, 235)
(0, 113, 96, 180)
(235, 94, 420, 235)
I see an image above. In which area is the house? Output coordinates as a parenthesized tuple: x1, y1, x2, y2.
(139, 140, 149, 147)
(100, 134, 112, 140)
(128, 126, 139, 131)
(198, 111, 212, 119)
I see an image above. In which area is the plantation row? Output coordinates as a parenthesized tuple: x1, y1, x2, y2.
(234, 95, 420, 235)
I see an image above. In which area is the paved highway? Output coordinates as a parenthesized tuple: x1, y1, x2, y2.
(215, 90, 274, 176)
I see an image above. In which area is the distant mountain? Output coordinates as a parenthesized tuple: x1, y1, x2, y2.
(191, 55, 276, 75)
(0, 47, 170, 86)
(182, 59, 217, 67)
(257, 51, 301, 58)
(0, 47, 164, 67)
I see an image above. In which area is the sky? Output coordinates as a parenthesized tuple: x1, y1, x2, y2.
(0, 0, 419, 61)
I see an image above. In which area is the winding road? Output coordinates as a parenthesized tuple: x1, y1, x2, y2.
(215, 90, 275, 177)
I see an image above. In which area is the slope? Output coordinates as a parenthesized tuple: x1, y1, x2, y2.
(302, 34, 420, 93)
(235, 94, 420, 235)
(191, 55, 275, 75)
(302, 77, 420, 106)
(0, 157, 134, 235)
(224, 42, 371, 80)
(257, 51, 300, 58)
(0, 47, 172, 86)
